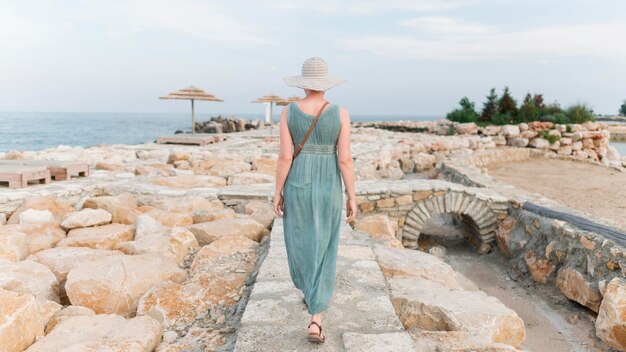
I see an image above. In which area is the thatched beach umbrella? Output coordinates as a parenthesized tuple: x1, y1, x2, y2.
(252, 94, 284, 137)
(276, 95, 301, 106)
(160, 86, 223, 134)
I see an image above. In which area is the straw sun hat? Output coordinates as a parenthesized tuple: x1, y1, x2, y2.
(283, 57, 346, 92)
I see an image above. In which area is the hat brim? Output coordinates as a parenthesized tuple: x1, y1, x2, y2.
(283, 76, 346, 92)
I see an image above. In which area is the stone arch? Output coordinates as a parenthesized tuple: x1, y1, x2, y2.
(400, 190, 500, 251)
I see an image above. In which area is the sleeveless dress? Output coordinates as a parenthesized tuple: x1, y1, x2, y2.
(282, 102, 343, 315)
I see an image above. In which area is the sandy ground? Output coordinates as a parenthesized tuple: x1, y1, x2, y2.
(420, 219, 613, 352)
(484, 157, 626, 230)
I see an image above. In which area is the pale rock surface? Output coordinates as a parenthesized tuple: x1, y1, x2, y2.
(135, 163, 175, 177)
(60, 208, 112, 230)
(251, 157, 276, 174)
(556, 267, 602, 312)
(65, 253, 186, 316)
(152, 174, 227, 188)
(207, 160, 251, 177)
(149, 196, 224, 214)
(8, 196, 74, 224)
(27, 247, 124, 297)
(116, 227, 199, 266)
(0, 230, 29, 261)
(192, 208, 236, 224)
(19, 209, 56, 224)
(355, 214, 401, 246)
(243, 200, 276, 228)
(44, 305, 95, 335)
(138, 235, 258, 331)
(373, 244, 465, 289)
(82, 193, 139, 224)
(26, 314, 162, 352)
(388, 277, 525, 347)
(187, 216, 267, 246)
(134, 213, 169, 241)
(228, 172, 274, 185)
(138, 205, 193, 227)
(0, 288, 44, 352)
(38, 300, 62, 330)
(0, 213, 6, 225)
(155, 327, 224, 352)
(595, 277, 626, 351)
(0, 259, 59, 303)
(409, 329, 518, 351)
(57, 223, 135, 250)
(1, 222, 66, 254)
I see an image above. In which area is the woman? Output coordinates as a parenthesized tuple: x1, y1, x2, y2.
(272, 57, 356, 343)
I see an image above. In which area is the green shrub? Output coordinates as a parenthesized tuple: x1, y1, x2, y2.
(566, 125, 572, 133)
(446, 97, 478, 123)
(540, 113, 569, 124)
(565, 103, 594, 124)
(619, 100, 626, 117)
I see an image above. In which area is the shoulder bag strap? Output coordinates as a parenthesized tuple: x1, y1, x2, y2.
(292, 101, 330, 159)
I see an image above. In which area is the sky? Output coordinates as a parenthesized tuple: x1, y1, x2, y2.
(1, 0, 625, 116)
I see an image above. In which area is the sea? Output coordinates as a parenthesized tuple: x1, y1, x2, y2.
(0, 112, 624, 156)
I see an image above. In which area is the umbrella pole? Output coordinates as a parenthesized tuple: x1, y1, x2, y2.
(191, 99, 195, 134)
(269, 102, 273, 137)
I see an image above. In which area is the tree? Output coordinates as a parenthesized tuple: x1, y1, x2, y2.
(480, 88, 498, 122)
(498, 86, 518, 117)
(446, 97, 478, 123)
(620, 100, 626, 116)
(517, 93, 536, 122)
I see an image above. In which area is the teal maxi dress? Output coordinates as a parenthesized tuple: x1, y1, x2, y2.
(282, 102, 343, 315)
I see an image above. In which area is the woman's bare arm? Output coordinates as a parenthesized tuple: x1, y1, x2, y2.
(337, 106, 356, 223)
(273, 106, 293, 217)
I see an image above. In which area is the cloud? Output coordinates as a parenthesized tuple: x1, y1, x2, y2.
(257, 0, 483, 15)
(400, 17, 496, 35)
(341, 21, 626, 61)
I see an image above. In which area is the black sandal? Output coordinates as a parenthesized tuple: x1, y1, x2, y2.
(307, 321, 325, 343)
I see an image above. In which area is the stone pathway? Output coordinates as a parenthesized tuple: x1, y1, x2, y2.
(233, 216, 415, 351)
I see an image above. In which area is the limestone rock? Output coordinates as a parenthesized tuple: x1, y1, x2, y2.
(149, 196, 224, 214)
(27, 314, 162, 352)
(95, 162, 126, 171)
(228, 172, 274, 185)
(455, 122, 478, 135)
(45, 305, 95, 334)
(60, 208, 112, 230)
(208, 160, 251, 177)
(152, 174, 227, 188)
(595, 277, 626, 350)
(355, 214, 399, 243)
(38, 300, 62, 330)
(409, 329, 517, 352)
(116, 227, 199, 266)
(82, 193, 139, 224)
(58, 223, 135, 250)
(187, 217, 267, 246)
(8, 196, 74, 224)
(138, 206, 193, 227)
(251, 157, 276, 174)
(190, 235, 259, 274)
(0, 213, 6, 225)
(373, 244, 464, 289)
(135, 163, 175, 177)
(524, 251, 556, 284)
(0, 288, 44, 352)
(1, 222, 66, 254)
(155, 326, 224, 352)
(528, 138, 550, 149)
(500, 125, 520, 137)
(0, 230, 28, 262)
(0, 259, 59, 303)
(134, 214, 169, 241)
(138, 236, 257, 330)
(389, 277, 525, 347)
(65, 254, 186, 316)
(19, 209, 56, 224)
(556, 267, 602, 312)
(27, 247, 124, 297)
(413, 153, 436, 171)
(243, 200, 276, 228)
(192, 208, 236, 224)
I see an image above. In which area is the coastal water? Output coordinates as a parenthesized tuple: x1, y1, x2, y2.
(0, 112, 436, 152)
(1, 112, 624, 156)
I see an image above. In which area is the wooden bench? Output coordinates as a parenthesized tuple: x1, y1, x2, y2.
(0, 165, 51, 188)
(0, 160, 89, 181)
